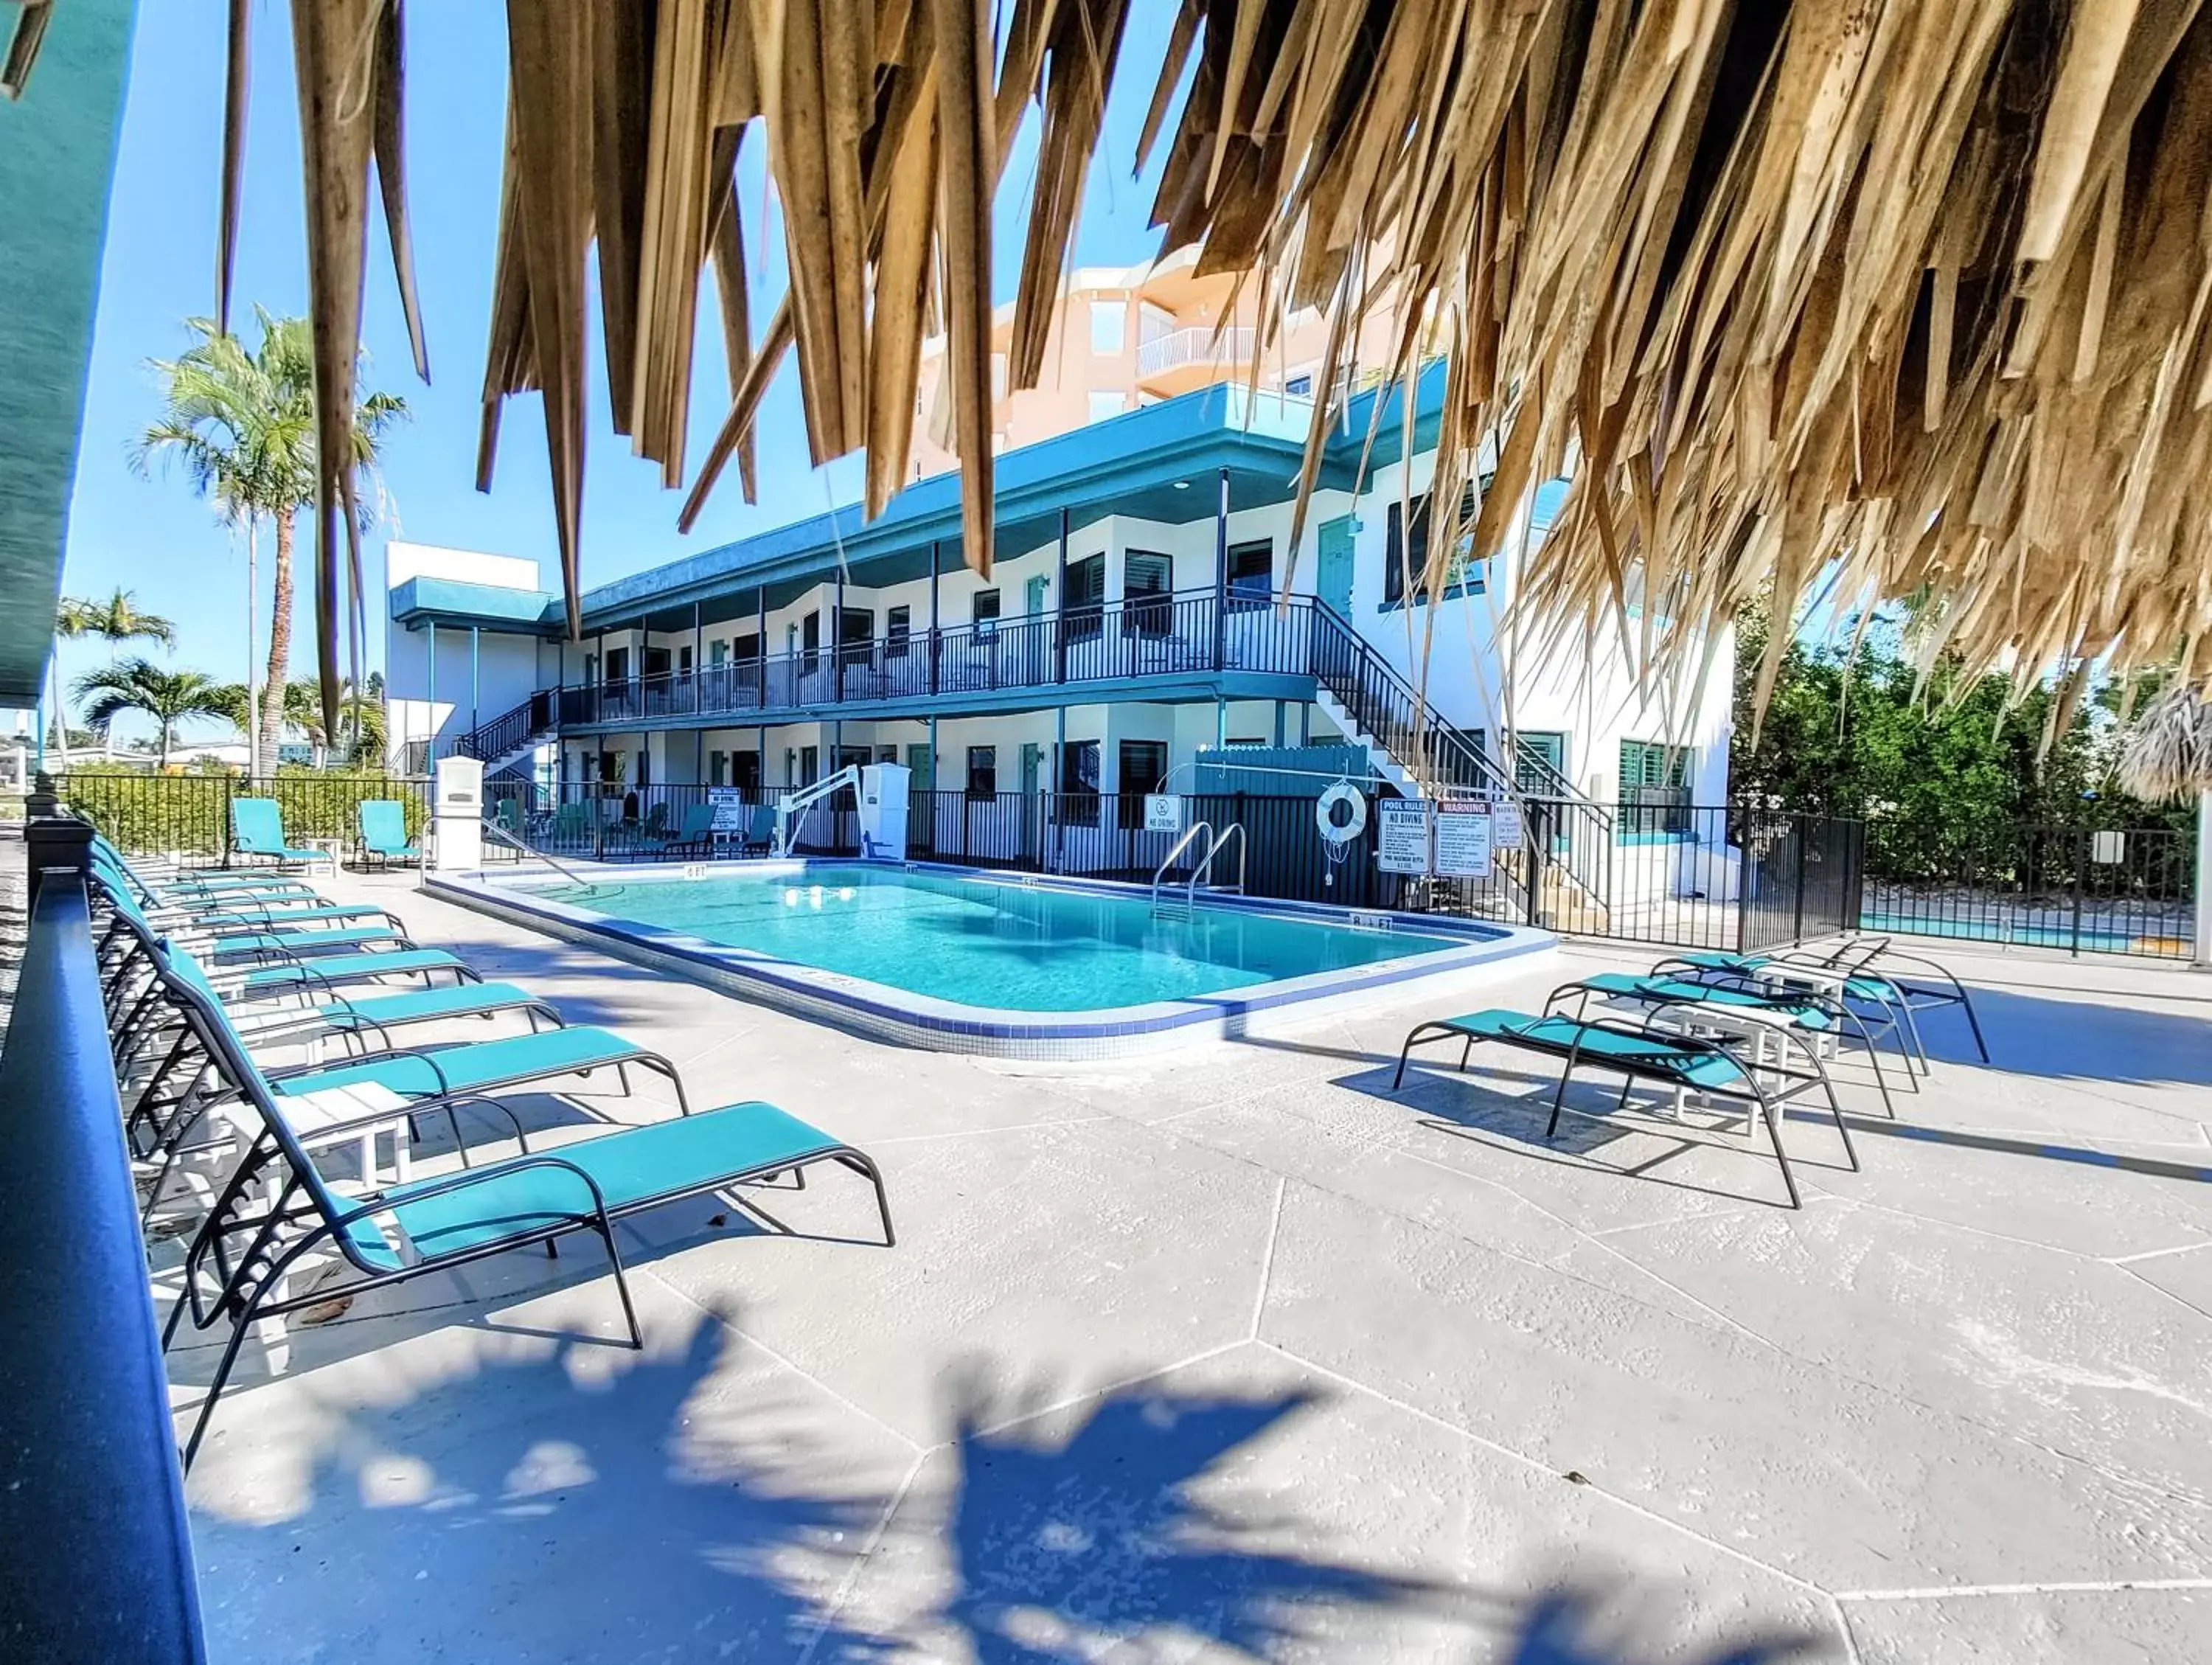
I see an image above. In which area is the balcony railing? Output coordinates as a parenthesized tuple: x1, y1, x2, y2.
(557, 589, 1320, 729)
(1136, 324, 1256, 378)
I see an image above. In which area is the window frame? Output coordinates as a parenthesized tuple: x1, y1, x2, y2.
(1225, 538, 1273, 611)
(1380, 482, 1489, 609)
(1088, 298, 1127, 355)
(885, 604, 911, 658)
(965, 745, 998, 800)
(1116, 738, 1169, 829)
(1059, 737, 1102, 827)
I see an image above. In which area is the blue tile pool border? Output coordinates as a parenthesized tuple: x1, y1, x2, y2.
(427, 858, 1557, 1059)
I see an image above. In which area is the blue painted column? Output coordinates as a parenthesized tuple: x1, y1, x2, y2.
(1212, 466, 1229, 670)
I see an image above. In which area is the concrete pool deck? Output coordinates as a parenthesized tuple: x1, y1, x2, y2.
(170, 864, 2212, 1663)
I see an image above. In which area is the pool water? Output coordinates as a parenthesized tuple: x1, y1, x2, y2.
(532, 863, 1464, 1012)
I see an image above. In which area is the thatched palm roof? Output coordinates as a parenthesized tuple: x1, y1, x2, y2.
(237, 1, 2212, 734)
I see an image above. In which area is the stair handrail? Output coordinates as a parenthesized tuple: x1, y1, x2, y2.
(1185, 821, 1245, 906)
(1303, 602, 1518, 801)
(1150, 819, 1214, 910)
(453, 689, 556, 764)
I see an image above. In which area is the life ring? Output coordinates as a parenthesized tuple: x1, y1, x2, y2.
(1315, 782, 1367, 844)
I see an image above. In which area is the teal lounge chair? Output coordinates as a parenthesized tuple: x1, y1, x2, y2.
(92, 836, 322, 906)
(131, 945, 671, 1195)
(358, 799, 422, 869)
(1390, 1006, 1858, 1209)
(1548, 971, 1898, 1118)
(97, 848, 400, 934)
(230, 797, 326, 869)
(1659, 939, 1988, 1071)
(154, 957, 891, 1468)
(638, 802, 715, 858)
(737, 804, 777, 856)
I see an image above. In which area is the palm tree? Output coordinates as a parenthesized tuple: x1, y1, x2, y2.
(74, 658, 234, 769)
(62, 588, 177, 758)
(44, 598, 95, 773)
(72, 588, 177, 663)
(133, 307, 405, 776)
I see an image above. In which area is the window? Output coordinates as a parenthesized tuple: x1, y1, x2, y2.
(886, 605, 911, 658)
(1089, 299, 1126, 354)
(1514, 732, 1568, 794)
(732, 750, 761, 793)
(1225, 538, 1273, 610)
(677, 645, 693, 678)
(732, 632, 760, 664)
(800, 611, 820, 671)
(799, 744, 819, 786)
(1060, 739, 1102, 826)
(602, 647, 629, 683)
(877, 745, 900, 765)
(709, 639, 728, 669)
(835, 745, 872, 773)
(1065, 552, 1105, 639)
(1124, 550, 1172, 636)
(966, 745, 998, 799)
(709, 751, 728, 787)
(1381, 484, 1487, 607)
(1116, 739, 1168, 829)
(1619, 739, 1692, 836)
(971, 588, 1001, 636)
(1087, 390, 1127, 424)
(837, 606, 873, 668)
(1284, 372, 1313, 396)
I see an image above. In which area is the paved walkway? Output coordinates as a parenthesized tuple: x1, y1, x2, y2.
(172, 865, 2212, 1663)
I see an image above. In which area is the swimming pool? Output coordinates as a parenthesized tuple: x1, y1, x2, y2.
(436, 860, 1551, 1056)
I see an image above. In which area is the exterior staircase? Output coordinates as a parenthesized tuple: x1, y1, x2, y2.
(1306, 602, 1614, 931)
(453, 690, 558, 774)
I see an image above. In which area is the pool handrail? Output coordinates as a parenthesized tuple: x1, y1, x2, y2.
(1150, 819, 1214, 912)
(1186, 821, 1246, 907)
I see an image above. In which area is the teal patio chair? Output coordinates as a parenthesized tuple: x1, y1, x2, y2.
(229, 797, 324, 870)
(638, 803, 715, 858)
(153, 956, 892, 1468)
(358, 799, 422, 869)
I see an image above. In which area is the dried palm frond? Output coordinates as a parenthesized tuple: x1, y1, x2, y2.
(224, 0, 2212, 726)
(2117, 681, 2212, 799)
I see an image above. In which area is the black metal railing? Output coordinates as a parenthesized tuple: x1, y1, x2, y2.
(60, 771, 431, 863)
(0, 819, 207, 1661)
(1857, 818, 2195, 960)
(454, 689, 557, 765)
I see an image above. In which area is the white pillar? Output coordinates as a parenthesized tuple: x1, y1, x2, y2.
(431, 756, 484, 872)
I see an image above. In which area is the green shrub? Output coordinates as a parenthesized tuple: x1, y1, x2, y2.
(61, 766, 430, 858)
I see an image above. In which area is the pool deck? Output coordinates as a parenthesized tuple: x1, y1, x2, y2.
(172, 864, 2212, 1663)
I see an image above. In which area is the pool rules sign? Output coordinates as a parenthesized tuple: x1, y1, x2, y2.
(1376, 800, 1432, 874)
(1434, 800, 1496, 879)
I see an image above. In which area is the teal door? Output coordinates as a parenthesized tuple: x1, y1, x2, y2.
(905, 743, 933, 789)
(1025, 574, 1048, 616)
(1316, 515, 1355, 618)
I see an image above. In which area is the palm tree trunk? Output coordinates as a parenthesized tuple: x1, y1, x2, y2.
(158, 719, 172, 770)
(46, 655, 71, 774)
(262, 509, 294, 774)
(246, 512, 262, 780)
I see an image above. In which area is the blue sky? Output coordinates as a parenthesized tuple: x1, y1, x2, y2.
(58, 3, 1188, 737)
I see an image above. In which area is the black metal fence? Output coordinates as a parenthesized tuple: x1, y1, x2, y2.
(1857, 819, 2197, 960)
(67, 765, 2193, 959)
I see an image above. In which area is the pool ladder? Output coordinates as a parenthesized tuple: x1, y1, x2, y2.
(1150, 821, 1246, 920)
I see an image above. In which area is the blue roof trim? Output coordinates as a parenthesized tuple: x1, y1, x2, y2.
(576, 383, 1349, 625)
(390, 576, 563, 630)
